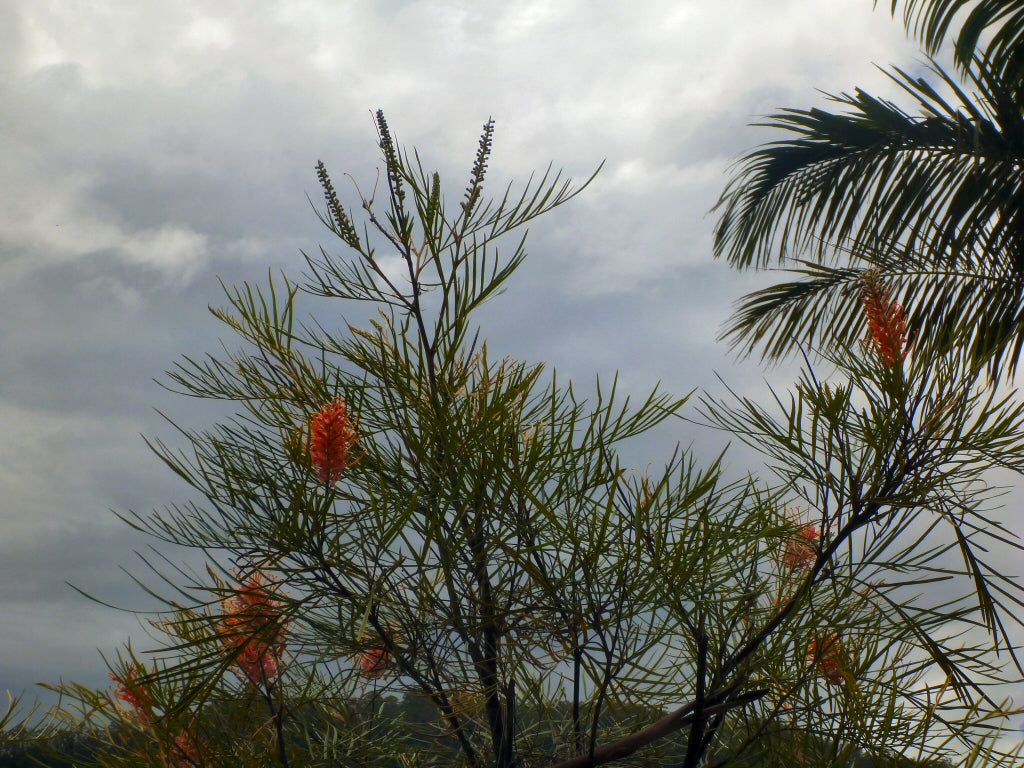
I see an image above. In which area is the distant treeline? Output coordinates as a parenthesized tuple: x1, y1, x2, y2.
(0, 729, 98, 767)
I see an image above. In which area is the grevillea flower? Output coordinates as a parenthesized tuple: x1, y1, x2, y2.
(309, 397, 359, 484)
(111, 664, 154, 726)
(358, 643, 392, 679)
(806, 632, 847, 686)
(782, 524, 820, 571)
(167, 724, 206, 768)
(217, 571, 287, 684)
(861, 272, 910, 366)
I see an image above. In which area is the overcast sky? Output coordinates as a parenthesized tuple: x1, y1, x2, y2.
(2, 0, 1019, 732)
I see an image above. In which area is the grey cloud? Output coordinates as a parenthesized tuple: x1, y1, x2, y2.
(0, 0, 1019, 716)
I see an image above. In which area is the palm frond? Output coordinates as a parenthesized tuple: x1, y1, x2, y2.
(713, 58, 1024, 273)
(723, 234, 1024, 378)
(720, 261, 864, 360)
(714, 54, 1024, 372)
(880, 0, 1024, 85)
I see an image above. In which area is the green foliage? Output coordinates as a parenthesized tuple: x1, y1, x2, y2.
(15, 110, 1024, 768)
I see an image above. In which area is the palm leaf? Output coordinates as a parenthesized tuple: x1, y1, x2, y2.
(880, 0, 1024, 86)
(714, 58, 1024, 271)
(722, 234, 1024, 377)
(714, 56, 1024, 371)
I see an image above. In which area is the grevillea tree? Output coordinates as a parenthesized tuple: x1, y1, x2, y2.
(34, 113, 1024, 767)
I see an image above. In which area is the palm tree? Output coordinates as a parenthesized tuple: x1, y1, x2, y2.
(712, 0, 1024, 377)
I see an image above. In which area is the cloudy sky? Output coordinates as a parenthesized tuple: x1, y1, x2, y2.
(2, 0, 1019, 728)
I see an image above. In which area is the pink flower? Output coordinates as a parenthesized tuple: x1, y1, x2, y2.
(782, 524, 820, 571)
(806, 632, 847, 686)
(861, 272, 910, 366)
(167, 724, 205, 768)
(216, 571, 287, 684)
(357, 643, 392, 679)
(309, 398, 359, 484)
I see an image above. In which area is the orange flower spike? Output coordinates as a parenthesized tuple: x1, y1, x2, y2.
(218, 571, 287, 684)
(111, 664, 154, 726)
(806, 632, 847, 686)
(229, 573, 283, 623)
(309, 397, 359, 485)
(861, 272, 910, 366)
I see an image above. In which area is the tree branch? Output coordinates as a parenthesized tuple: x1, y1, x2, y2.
(548, 688, 767, 768)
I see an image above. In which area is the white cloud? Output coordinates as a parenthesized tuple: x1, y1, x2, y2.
(118, 224, 208, 279)
(0, 160, 208, 283)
